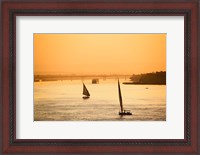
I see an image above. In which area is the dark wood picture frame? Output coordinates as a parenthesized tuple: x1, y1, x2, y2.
(0, 0, 199, 154)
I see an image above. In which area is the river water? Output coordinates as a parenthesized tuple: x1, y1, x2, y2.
(34, 79, 166, 121)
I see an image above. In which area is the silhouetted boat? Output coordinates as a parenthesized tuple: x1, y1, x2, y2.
(82, 83, 90, 99)
(118, 80, 132, 115)
(92, 79, 99, 84)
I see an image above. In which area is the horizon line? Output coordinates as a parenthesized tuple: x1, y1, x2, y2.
(34, 71, 166, 76)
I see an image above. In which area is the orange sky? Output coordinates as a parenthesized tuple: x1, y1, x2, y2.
(34, 34, 166, 75)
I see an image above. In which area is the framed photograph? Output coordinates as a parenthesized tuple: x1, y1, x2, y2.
(1, 0, 199, 154)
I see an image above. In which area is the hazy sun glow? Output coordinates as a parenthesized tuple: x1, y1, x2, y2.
(34, 34, 166, 75)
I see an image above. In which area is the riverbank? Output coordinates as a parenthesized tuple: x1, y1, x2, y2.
(123, 82, 166, 85)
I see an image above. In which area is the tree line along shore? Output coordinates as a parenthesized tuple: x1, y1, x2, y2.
(123, 71, 166, 85)
(34, 71, 166, 85)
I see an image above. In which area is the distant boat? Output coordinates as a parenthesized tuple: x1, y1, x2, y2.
(118, 80, 132, 115)
(92, 79, 99, 84)
(82, 83, 90, 99)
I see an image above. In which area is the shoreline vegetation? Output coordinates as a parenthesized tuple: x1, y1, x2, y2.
(34, 71, 166, 85)
(123, 71, 166, 85)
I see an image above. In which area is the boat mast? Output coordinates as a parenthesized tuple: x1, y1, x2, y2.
(118, 80, 123, 112)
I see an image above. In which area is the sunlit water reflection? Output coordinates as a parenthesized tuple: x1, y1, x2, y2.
(34, 79, 166, 121)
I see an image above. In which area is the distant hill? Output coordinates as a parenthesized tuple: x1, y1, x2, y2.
(124, 71, 166, 85)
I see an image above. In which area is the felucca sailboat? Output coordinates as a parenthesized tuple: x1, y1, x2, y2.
(82, 83, 90, 99)
(118, 80, 132, 115)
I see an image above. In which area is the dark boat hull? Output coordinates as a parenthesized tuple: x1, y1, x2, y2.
(82, 96, 90, 99)
(119, 112, 132, 115)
